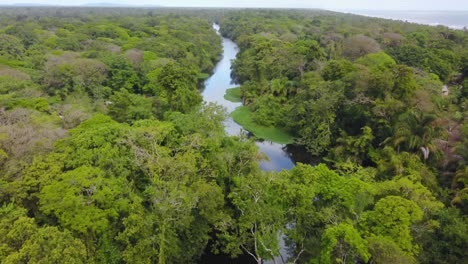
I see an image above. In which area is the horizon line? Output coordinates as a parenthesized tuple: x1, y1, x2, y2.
(0, 4, 467, 11)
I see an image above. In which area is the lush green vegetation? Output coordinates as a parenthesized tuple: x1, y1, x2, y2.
(224, 86, 242, 102)
(231, 106, 295, 144)
(0, 7, 466, 264)
(218, 9, 468, 263)
(226, 86, 295, 143)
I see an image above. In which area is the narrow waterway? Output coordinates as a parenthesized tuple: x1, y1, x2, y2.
(201, 24, 294, 264)
(202, 24, 295, 172)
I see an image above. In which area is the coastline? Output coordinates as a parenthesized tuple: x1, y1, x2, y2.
(340, 10, 468, 29)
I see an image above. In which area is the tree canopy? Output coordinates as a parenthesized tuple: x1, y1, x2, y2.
(0, 7, 467, 264)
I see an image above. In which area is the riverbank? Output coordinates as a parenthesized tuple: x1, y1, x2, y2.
(223, 87, 242, 102)
(202, 24, 296, 173)
(223, 87, 295, 144)
(230, 106, 295, 144)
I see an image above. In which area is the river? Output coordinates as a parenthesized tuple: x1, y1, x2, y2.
(200, 23, 294, 264)
(202, 24, 295, 172)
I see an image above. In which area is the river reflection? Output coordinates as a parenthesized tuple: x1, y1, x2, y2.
(257, 141, 295, 171)
(202, 24, 296, 172)
(201, 24, 303, 264)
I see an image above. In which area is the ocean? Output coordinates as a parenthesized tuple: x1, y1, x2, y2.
(345, 10, 468, 29)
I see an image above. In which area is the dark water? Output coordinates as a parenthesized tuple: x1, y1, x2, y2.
(202, 24, 296, 172)
(349, 10, 468, 29)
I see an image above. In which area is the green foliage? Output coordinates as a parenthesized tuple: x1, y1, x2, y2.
(0, 7, 466, 264)
(224, 87, 242, 102)
(39, 166, 125, 234)
(155, 62, 202, 113)
(43, 63, 75, 98)
(231, 106, 294, 144)
(0, 34, 25, 60)
(392, 65, 418, 99)
(389, 44, 427, 68)
(250, 95, 286, 127)
(367, 235, 417, 264)
(419, 208, 468, 263)
(389, 44, 455, 82)
(104, 55, 140, 92)
(329, 126, 375, 164)
(5, 226, 89, 264)
(320, 223, 370, 264)
(361, 196, 423, 254)
(292, 76, 344, 155)
(321, 60, 355, 81)
(221, 172, 286, 262)
(461, 52, 468, 78)
(356, 51, 396, 69)
(108, 89, 154, 123)
(0, 203, 88, 263)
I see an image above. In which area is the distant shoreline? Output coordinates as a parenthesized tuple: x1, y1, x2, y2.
(0, 5, 466, 29)
(343, 10, 467, 29)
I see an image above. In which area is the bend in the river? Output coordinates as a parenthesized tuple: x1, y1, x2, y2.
(202, 24, 295, 172)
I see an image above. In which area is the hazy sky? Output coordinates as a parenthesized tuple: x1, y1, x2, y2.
(2, 0, 468, 10)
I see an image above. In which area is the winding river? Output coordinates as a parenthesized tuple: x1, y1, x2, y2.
(202, 24, 295, 172)
(200, 24, 294, 264)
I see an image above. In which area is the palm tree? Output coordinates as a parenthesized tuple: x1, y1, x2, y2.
(390, 109, 441, 160)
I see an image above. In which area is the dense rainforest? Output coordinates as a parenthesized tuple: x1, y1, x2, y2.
(0, 7, 467, 264)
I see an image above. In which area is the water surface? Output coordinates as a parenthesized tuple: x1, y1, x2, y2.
(202, 25, 295, 172)
(347, 10, 468, 29)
